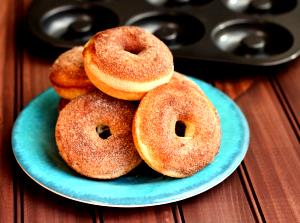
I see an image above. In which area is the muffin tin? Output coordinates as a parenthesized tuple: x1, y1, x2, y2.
(27, 0, 300, 66)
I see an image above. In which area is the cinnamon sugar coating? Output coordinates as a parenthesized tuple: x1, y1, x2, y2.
(170, 72, 205, 95)
(83, 26, 173, 82)
(133, 78, 221, 178)
(49, 46, 96, 99)
(56, 91, 141, 179)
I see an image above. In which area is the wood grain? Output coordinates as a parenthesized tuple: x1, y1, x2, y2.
(215, 71, 300, 222)
(21, 51, 52, 105)
(102, 205, 175, 223)
(275, 59, 300, 135)
(277, 59, 300, 112)
(181, 172, 256, 223)
(0, 0, 17, 222)
(21, 174, 94, 223)
(236, 77, 300, 222)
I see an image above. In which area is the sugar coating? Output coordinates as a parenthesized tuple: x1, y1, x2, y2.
(50, 46, 95, 88)
(55, 91, 141, 179)
(84, 26, 173, 82)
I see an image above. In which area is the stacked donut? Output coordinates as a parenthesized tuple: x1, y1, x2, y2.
(50, 26, 221, 179)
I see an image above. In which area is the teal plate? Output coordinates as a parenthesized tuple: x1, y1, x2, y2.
(12, 78, 249, 207)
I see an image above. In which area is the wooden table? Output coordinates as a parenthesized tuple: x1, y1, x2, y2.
(1, 1, 299, 222)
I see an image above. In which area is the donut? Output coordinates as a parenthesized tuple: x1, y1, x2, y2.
(170, 72, 205, 94)
(49, 46, 96, 100)
(83, 26, 174, 100)
(55, 91, 142, 179)
(132, 78, 221, 178)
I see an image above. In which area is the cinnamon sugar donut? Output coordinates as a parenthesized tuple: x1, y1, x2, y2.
(55, 91, 141, 179)
(133, 79, 221, 178)
(83, 26, 174, 100)
(170, 72, 205, 94)
(49, 46, 96, 100)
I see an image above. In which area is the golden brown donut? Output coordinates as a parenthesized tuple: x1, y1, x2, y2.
(133, 77, 221, 178)
(55, 91, 142, 179)
(49, 46, 96, 100)
(83, 26, 174, 100)
(170, 72, 205, 94)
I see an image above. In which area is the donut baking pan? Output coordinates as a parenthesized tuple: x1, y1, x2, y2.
(27, 0, 300, 66)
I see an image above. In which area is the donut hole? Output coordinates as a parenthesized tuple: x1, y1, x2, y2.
(124, 45, 144, 55)
(96, 124, 111, 139)
(175, 120, 195, 137)
(175, 121, 186, 137)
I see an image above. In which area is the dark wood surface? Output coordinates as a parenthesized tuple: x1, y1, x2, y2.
(1, 1, 299, 222)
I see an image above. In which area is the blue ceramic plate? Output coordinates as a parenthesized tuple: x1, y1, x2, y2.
(12, 78, 249, 207)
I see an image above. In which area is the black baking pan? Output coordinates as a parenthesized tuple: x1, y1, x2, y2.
(27, 0, 300, 66)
